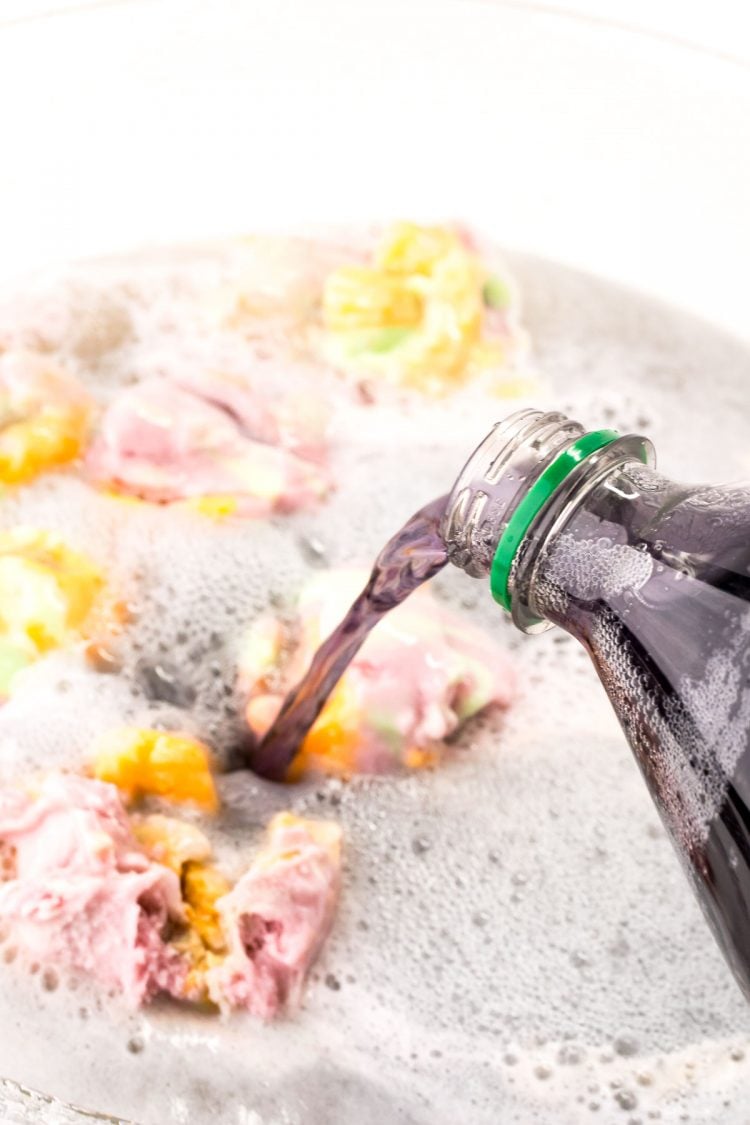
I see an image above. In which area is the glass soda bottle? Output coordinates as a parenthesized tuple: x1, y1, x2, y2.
(442, 408, 750, 1000)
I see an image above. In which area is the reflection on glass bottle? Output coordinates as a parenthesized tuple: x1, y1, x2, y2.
(443, 409, 750, 1000)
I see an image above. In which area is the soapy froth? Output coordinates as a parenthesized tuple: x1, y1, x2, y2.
(0, 237, 748, 1122)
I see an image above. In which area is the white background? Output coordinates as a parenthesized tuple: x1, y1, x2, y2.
(0, 0, 749, 342)
(2, 1, 750, 61)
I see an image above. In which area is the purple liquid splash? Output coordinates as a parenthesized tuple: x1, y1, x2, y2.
(251, 495, 449, 780)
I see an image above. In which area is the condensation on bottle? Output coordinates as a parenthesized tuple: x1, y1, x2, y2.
(443, 409, 750, 1001)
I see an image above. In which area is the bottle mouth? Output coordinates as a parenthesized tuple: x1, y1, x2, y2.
(441, 410, 586, 578)
(442, 409, 654, 631)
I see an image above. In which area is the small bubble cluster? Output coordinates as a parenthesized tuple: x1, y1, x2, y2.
(540, 533, 652, 607)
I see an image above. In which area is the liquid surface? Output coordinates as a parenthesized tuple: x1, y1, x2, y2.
(254, 496, 448, 779)
(0, 237, 749, 1124)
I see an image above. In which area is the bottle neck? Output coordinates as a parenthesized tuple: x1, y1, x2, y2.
(443, 410, 655, 632)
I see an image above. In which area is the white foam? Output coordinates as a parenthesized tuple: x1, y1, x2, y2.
(0, 235, 747, 1124)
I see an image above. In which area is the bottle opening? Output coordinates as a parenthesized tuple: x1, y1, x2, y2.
(442, 410, 654, 632)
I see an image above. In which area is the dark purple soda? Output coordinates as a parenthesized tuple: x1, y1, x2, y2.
(252, 495, 449, 781)
(526, 461, 750, 998)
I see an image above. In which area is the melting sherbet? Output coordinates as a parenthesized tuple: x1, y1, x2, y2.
(132, 813, 231, 998)
(0, 742, 341, 1016)
(0, 528, 104, 697)
(0, 774, 187, 1006)
(321, 222, 527, 393)
(242, 569, 516, 777)
(85, 372, 330, 517)
(206, 812, 341, 1017)
(92, 727, 218, 812)
(0, 351, 92, 484)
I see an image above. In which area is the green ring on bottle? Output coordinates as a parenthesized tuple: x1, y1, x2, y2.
(489, 428, 622, 611)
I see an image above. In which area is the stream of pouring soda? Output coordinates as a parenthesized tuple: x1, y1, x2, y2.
(252, 496, 449, 780)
